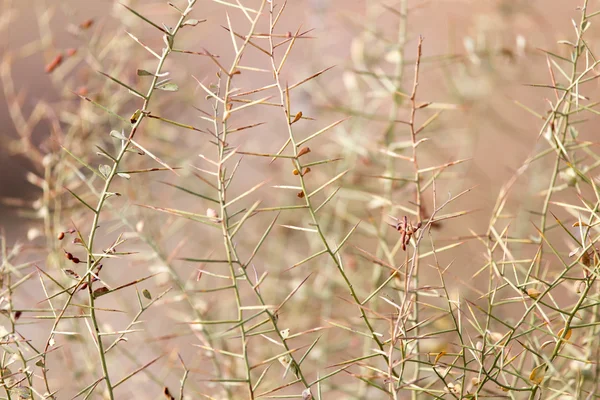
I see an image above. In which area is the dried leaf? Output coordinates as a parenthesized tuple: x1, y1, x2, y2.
(434, 351, 446, 364)
(557, 327, 572, 341)
(93, 287, 109, 298)
(291, 111, 302, 124)
(63, 269, 80, 279)
(526, 288, 542, 299)
(130, 109, 142, 124)
(529, 363, 547, 384)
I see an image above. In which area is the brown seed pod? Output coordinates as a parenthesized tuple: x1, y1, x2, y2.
(293, 169, 300, 175)
(164, 387, 175, 400)
(57, 232, 65, 241)
(297, 191, 305, 198)
(291, 111, 302, 124)
(302, 167, 311, 175)
(72, 257, 80, 264)
(297, 147, 311, 157)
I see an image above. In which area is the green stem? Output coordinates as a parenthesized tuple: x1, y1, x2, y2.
(82, 3, 200, 397)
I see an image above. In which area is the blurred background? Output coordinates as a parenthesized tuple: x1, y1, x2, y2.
(0, 0, 597, 398)
(1, 0, 583, 242)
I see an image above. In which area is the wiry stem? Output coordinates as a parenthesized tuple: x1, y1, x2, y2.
(267, 2, 400, 390)
(216, 2, 268, 397)
(55, 2, 201, 398)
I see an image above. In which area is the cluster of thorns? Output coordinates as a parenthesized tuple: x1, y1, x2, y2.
(389, 215, 422, 251)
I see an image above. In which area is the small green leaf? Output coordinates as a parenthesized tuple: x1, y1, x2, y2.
(110, 130, 127, 140)
(142, 289, 152, 300)
(182, 19, 201, 27)
(582, 20, 591, 32)
(99, 164, 111, 178)
(137, 69, 153, 76)
(156, 82, 178, 92)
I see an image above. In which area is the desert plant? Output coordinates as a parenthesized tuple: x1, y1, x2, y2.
(1, 0, 600, 399)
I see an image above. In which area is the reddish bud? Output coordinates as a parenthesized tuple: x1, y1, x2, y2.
(79, 19, 94, 30)
(297, 191, 305, 198)
(66, 48, 77, 57)
(297, 147, 311, 157)
(45, 54, 63, 73)
(72, 257, 80, 264)
(57, 232, 65, 241)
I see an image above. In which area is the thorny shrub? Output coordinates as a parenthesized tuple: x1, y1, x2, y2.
(1, 0, 600, 399)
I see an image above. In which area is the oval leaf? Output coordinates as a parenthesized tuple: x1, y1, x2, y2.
(529, 363, 547, 384)
(99, 164, 111, 178)
(182, 19, 201, 27)
(110, 130, 127, 140)
(156, 82, 179, 92)
(557, 327, 572, 341)
(93, 287, 110, 298)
